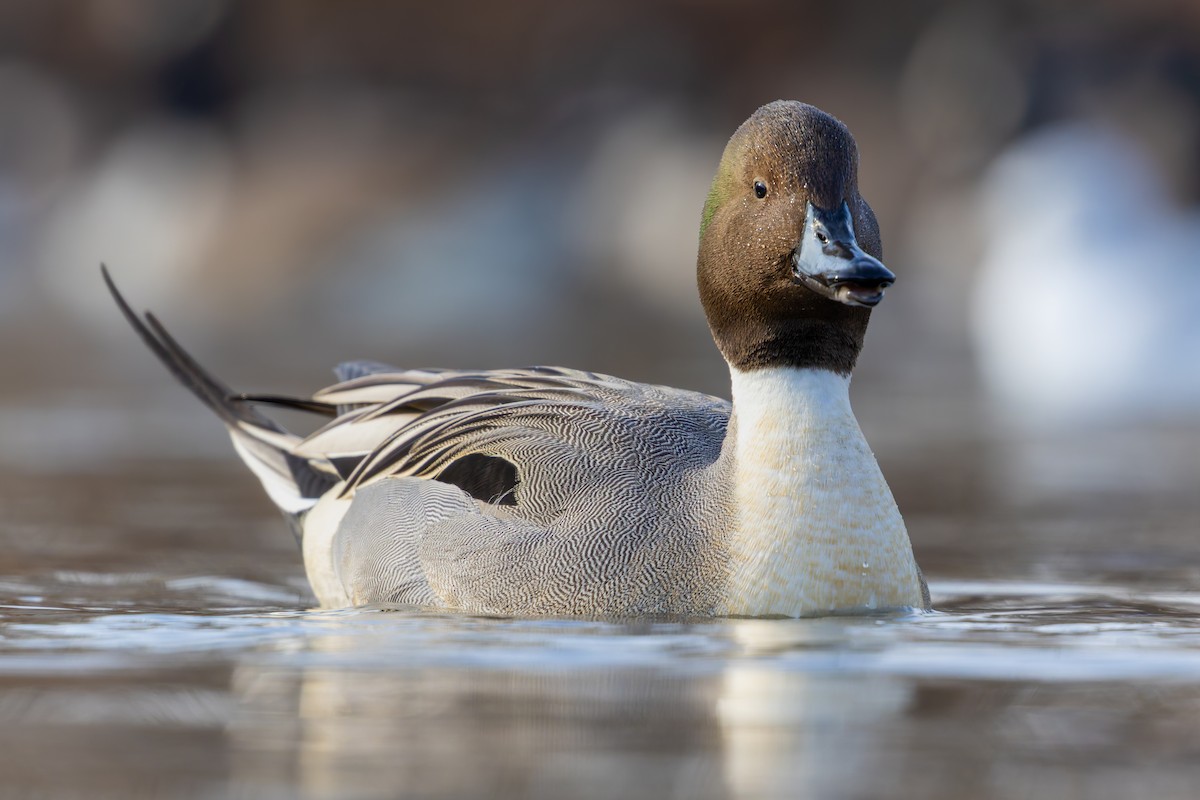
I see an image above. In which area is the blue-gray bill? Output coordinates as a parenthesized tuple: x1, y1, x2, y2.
(791, 201, 895, 308)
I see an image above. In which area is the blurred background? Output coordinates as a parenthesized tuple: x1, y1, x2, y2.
(0, 0, 1198, 578)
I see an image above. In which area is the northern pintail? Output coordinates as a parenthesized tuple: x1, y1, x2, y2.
(105, 101, 928, 617)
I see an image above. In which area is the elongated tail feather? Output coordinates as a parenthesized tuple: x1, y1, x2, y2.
(102, 265, 338, 522)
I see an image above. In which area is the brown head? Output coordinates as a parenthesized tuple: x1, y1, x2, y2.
(697, 101, 892, 375)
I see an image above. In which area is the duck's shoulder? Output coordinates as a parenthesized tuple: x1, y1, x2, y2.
(317, 364, 730, 424)
(300, 365, 731, 493)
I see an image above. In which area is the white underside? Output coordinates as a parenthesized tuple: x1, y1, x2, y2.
(301, 491, 353, 607)
(722, 367, 923, 616)
(231, 435, 317, 515)
(230, 431, 352, 606)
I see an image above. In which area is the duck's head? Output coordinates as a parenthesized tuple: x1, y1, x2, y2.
(697, 101, 892, 375)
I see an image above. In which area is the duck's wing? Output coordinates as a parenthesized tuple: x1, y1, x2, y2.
(297, 366, 730, 505)
(308, 369, 732, 614)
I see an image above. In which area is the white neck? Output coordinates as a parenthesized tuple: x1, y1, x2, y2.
(721, 367, 923, 616)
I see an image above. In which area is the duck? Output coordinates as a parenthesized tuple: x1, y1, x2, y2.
(104, 100, 929, 618)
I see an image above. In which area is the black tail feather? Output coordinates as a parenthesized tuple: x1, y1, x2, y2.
(102, 265, 338, 513)
(102, 264, 278, 432)
(236, 393, 338, 417)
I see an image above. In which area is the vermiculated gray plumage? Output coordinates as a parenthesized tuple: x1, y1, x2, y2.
(307, 367, 735, 614)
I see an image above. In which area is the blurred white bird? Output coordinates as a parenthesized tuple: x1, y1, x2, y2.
(972, 123, 1200, 428)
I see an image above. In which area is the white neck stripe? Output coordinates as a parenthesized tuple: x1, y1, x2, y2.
(722, 366, 922, 616)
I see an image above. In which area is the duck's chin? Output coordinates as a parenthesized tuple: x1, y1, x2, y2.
(831, 283, 885, 308)
(793, 274, 885, 309)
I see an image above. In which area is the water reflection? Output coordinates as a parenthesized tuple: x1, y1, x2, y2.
(231, 661, 725, 799)
(227, 614, 916, 799)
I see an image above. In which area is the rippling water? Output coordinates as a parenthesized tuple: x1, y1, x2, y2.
(2, 454, 1200, 800)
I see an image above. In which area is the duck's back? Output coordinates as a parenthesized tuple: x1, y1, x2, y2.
(305, 366, 735, 615)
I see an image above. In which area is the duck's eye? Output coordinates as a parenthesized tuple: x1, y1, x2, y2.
(753, 180, 768, 199)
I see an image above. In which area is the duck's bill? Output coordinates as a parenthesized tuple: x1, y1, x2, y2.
(792, 201, 895, 308)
